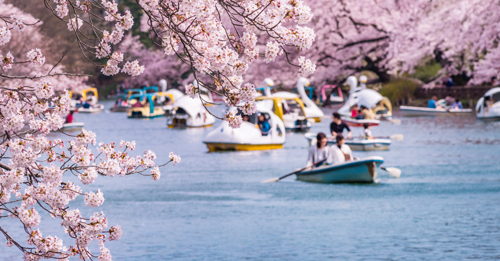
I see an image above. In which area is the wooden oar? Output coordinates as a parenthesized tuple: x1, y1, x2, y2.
(380, 166, 401, 178)
(262, 159, 327, 183)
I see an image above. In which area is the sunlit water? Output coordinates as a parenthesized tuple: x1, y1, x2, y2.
(3, 101, 500, 260)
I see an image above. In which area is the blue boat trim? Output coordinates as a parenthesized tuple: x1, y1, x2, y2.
(297, 158, 384, 176)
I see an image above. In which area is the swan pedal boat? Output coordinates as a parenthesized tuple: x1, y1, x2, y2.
(296, 156, 383, 183)
(342, 117, 380, 127)
(400, 106, 472, 117)
(167, 95, 216, 128)
(476, 87, 500, 121)
(61, 122, 84, 132)
(203, 105, 286, 151)
(304, 132, 391, 151)
(338, 76, 393, 121)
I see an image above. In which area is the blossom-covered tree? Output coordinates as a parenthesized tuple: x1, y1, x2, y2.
(245, 0, 500, 88)
(1, 0, 315, 259)
(0, 4, 91, 92)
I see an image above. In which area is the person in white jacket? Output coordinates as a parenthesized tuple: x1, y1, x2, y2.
(306, 132, 333, 168)
(331, 134, 354, 164)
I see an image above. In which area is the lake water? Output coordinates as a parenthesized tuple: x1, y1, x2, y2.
(2, 101, 500, 260)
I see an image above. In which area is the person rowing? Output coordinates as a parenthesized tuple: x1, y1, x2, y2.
(306, 132, 333, 168)
(330, 112, 352, 139)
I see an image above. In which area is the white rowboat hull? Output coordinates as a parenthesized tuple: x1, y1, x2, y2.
(304, 133, 391, 151)
(61, 122, 84, 132)
(400, 106, 472, 117)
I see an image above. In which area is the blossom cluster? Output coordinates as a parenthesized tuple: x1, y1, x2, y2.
(140, 0, 315, 126)
(0, 15, 178, 259)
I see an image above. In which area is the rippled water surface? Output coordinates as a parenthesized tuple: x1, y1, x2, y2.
(3, 101, 500, 260)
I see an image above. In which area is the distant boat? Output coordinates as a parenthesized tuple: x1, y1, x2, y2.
(338, 76, 393, 120)
(127, 93, 165, 119)
(78, 104, 104, 113)
(167, 95, 216, 128)
(400, 105, 472, 117)
(296, 156, 383, 183)
(304, 132, 391, 151)
(476, 87, 500, 121)
(69, 87, 105, 113)
(203, 104, 285, 152)
(61, 122, 84, 132)
(320, 84, 344, 104)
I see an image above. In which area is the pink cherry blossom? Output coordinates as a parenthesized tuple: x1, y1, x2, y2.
(109, 225, 123, 241)
(122, 60, 144, 76)
(224, 110, 243, 129)
(169, 152, 181, 165)
(1, 51, 14, 69)
(84, 190, 105, 208)
(27, 48, 45, 66)
(67, 17, 83, 31)
(0, 27, 11, 45)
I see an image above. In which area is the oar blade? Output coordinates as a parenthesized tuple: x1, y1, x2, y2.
(390, 134, 404, 141)
(262, 177, 280, 183)
(390, 119, 401, 125)
(385, 167, 401, 178)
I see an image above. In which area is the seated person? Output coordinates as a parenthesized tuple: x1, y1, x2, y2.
(258, 114, 271, 136)
(362, 123, 374, 139)
(307, 132, 332, 168)
(484, 96, 492, 112)
(331, 134, 354, 164)
(452, 98, 463, 109)
(65, 110, 74, 123)
(87, 94, 97, 105)
(82, 99, 91, 109)
(350, 105, 359, 118)
(131, 98, 143, 108)
(360, 106, 375, 120)
(428, 96, 438, 109)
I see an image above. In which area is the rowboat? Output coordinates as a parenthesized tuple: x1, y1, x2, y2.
(61, 122, 84, 132)
(77, 104, 105, 113)
(304, 132, 391, 151)
(296, 156, 383, 183)
(341, 117, 380, 127)
(400, 105, 472, 117)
